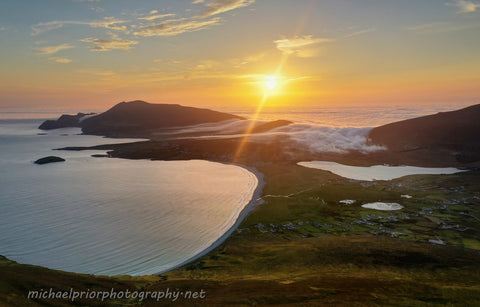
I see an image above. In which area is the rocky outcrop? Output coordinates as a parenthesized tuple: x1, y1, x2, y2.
(38, 113, 94, 130)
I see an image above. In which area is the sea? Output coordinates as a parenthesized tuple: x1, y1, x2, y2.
(0, 118, 257, 275)
(0, 102, 473, 275)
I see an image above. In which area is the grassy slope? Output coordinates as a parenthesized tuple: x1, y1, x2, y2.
(2, 162, 480, 306)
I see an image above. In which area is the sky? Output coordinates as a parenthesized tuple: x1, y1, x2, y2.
(0, 0, 479, 110)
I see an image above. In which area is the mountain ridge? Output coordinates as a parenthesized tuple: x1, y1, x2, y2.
(368, 104, 480, 149)
(39, 100, 246, 137)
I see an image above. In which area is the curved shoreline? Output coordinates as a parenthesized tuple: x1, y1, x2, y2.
(2, 159, 263, 277)
(4, 119, 265, 276)
(151, 163, 265, 276)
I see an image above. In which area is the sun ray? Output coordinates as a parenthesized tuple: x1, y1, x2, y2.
(232, 52, 291, 163)
(232, 2, 313, 163)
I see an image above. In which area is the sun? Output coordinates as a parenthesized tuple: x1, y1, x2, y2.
(265, 75, 278, 90)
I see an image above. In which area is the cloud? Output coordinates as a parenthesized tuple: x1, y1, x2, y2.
(447, 0, 480, 13)
(81, 34, 138, 51)
(75, 68, 116, 77)
(273, 125, 385, 153)
(344, 28, 376, 38)
(193, 0, 205, 4)
(90, 6, 105, 13)
(138, 13, 176, 21)
(196, 0, 254, 18)
(31, 17, 128, 36)
(173, 121, 385, 154)
(231, 52, 266, 67)
(172, 119, 251, 135)
(89, 17, 129, 32)
(274, 35, 332, 58)
(194, 59, 220, 70)
(35, 44, 73, 55)
(236, 73, 311, 90)
(49, 57, 72, 63)
(134, 17, 221, 36)
(407, 22, 480, 33)
(32, 21, 66, 36)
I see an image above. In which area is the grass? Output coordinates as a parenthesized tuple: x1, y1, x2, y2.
(2, 158, 480, 306)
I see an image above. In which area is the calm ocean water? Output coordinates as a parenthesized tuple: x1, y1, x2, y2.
(0, 119, 257, 275)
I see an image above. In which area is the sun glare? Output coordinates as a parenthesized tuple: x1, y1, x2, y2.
(265, 75, 278, 90)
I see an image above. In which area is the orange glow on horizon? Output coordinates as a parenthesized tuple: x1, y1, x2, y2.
(1, 1, 479, 110)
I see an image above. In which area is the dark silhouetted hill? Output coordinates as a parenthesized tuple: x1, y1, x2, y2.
(39, 113, 94, 130)
(368, 104, 480, 163)
(80, 101, 245, 136)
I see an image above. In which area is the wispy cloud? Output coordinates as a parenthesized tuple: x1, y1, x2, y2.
(89, 17, 129, 32)
(32, 21, 66, 36)
(407, 22, 480, 33)
(193, 59, 220, 71)
(30, 1, 253, 56)
(31, 17, 128, 36)
(274, 35, 332, 58)
(138, 13, 176, 21)
(195, 0, 254, 18)
(344, 28, 376, 38)
(134, 17, 221, 36)
(231, 52, 266, 68)
(238, 74, 311, 89)
(31, 1, 250, 42)
(150, 54, 271, 81)
(75, 68, 116, 77)
(35, 44, 73, 55)
(81, 34, 138, 51)
(447, 0, 480, 13)
(49, 57, 72, 64)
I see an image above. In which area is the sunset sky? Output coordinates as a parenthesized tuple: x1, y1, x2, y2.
(0, 0, 479, 110)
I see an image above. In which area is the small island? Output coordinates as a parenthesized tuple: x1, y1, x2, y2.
(34, 156, 66, 165)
